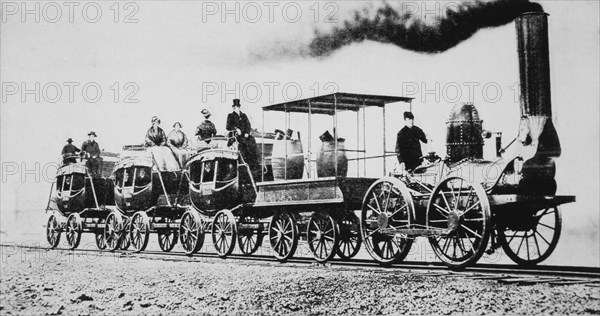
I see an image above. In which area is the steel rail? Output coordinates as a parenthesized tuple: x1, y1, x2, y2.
(2, 243, 599, 281)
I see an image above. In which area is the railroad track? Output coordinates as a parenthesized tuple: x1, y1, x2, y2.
(2, 243, 599, 286)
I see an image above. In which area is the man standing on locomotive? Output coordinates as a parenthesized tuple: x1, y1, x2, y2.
(61, 138, 80, 165)
(395, 111, 428, 173)
(195, 109, 217, 144)
(81, 131, 102, 177)
(226, 99, 257, 168)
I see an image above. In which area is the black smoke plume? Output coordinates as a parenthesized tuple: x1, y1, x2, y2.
(309, 0, 543, 56)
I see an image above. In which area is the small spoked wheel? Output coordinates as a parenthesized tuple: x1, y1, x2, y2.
(120, 217, 131, 250)
(130, 211, 150, 253)
(307, 212, 340, 263)
(238, 217, 263, 256)
(211, 210, 237, 258)
(336, 211, 362, 260)
(179, 210, 204, 255)
(95, 232, 106, 250)
(497, 206, 561, 266)
(426, 177, 491, 270)
(269, 210, 299, 262)
(360, 177, 414, 266)
(104, 211, 124, 251)
(157, 219, 178, 253)
(65, 213, 82, 250)
(46, 214, 61, 248)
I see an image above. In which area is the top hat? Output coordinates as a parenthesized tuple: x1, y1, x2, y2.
(403, 111, 414, 120)
(201, 109, 211, 118)
(66, 138, 73, 143)
(151, 116, 161, 124)
(173, 122, 182, 128)
(88, 131, 97, 137)
(232, 99, 241, 107)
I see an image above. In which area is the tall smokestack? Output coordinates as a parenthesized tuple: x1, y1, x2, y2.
(515, 12, 552, 116)
(514, 12, 561, 159)
(514, 12, 561, 195)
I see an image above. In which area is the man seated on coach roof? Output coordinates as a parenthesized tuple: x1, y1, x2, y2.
(195, 109, 217, 144)
(81, 131, 102, 177)
(61, 138, 80, 165)
(395, 111, 428, 173)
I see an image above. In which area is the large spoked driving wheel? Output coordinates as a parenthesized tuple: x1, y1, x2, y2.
(212, 210, 237, 258)
(104, 211, 124, 251)
(269, 211, 299, 262)
(120, 217, 131, 250)
(238, 217, 263, 256)
(158, 219, 178, 253)
(360, 177, 414, 266)
(307, 212, 339, 263)
(336, 212, 362, 260)
(46, 214, 61, 248)
(179, 210, 204, 255)
(130, 212, 150, 253)
(497, 206, 561, 266)
(426, 177, 491, 270)
(65, 213, 82, 250)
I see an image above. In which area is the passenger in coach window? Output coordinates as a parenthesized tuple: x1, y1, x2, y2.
(81, 131, 102, 177)
(145, 116, 167, 147)
(196, 109, 217, 144)
(395, 111, 428, 173)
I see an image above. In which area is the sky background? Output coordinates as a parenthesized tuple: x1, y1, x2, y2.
(1, 0, 598, 266)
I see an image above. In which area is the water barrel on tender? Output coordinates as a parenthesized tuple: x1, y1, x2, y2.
(317, 140, 348, 177)
(271, 140, 304, 180)
(446, 103, 484, 163)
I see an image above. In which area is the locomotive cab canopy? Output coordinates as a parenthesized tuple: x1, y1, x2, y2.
(261, 92, 414, 180)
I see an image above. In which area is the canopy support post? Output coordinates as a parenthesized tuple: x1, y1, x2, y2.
(261, 110, 265, 182)
(334, 94, 338, 181)
(308, 100, 312, 179)
(383, 104, 387, 175)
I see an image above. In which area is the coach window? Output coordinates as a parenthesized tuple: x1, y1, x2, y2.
(202, 160, 215, 183)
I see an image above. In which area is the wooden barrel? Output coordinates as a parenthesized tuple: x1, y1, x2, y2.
(317, 141, 348, 177)
(271, 140, 304, 180)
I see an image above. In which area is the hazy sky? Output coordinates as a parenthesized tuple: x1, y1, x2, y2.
(1, 1, 598, 265)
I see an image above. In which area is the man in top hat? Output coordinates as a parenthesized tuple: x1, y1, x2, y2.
(81, 131, 102, 177)
(395, 111, 428, 173)
(195, 109, 217, 144)
(145, 116, 167, 147)
(226, 99, 257, 168)
(61, 138, 81, 164)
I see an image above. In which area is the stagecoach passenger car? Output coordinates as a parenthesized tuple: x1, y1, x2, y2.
(109, 145, 189, 252)
(45, 152, 118, 250)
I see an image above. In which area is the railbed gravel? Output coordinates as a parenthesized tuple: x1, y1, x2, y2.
(0, 249, 598, 315)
